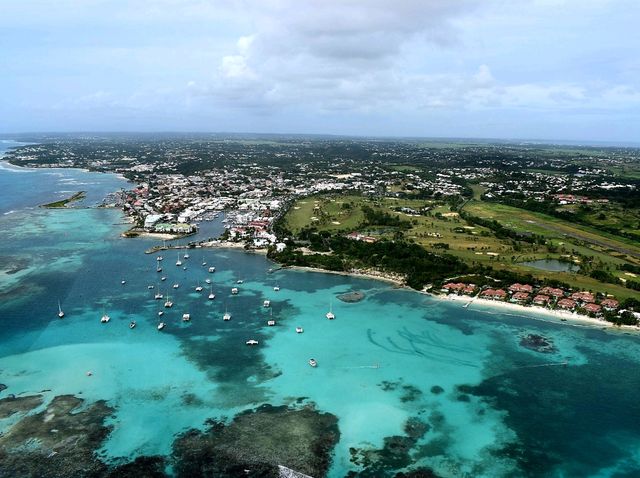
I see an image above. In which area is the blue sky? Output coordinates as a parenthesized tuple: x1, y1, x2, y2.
(1, 0, 638, 142)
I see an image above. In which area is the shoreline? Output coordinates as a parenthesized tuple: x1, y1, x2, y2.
(279, 263, 639, 333)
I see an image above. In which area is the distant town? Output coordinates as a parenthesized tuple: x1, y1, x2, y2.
(4, 133, 640, 326)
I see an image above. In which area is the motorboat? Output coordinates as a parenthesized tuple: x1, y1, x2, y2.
(161, 276, 167, 281)
(157, 322, 165, 331)
(182, 313, 191, 322)
(296, 327, 304, 334)
(129, 321, 136, 329)
(101, 314, 110, 323)
(245, 339, 259, 346)
(121, 280, 126, 285)
(309, 358, 318, 367)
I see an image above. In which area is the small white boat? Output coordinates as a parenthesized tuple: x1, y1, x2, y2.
(155, 292, 163, 300)
(184, 253, 190, 259)
(157, 256, 163, 261)
(246, 339, 259, 346)
(164, 299, 173, 308)
(273, 285, 280, 292)
(121, 280, 126, 285)
(173, 283, 179, 289)
(309, 358, 318, 367)
(267, 319, 276, 326)
(129, 321, 136, 329)
(326, 300, 335, 320)
(148, 285, 155, 289)
(156, 266, 162, 273)
(195, 284, 203, 292)
(223, 306, 231, 321)
(263, 300, 271, 307)
(231, 287, 239, 295)
(205, 278, 212, 284)
(157, 322, 165, 330)
(182, 313, 191, 322)
(158, 310, 164, 316)
(161, 276, 167, 281)
(202, 261, 207, 266)
(208, 285, 215, 300)
(57, 300, 65, 319)
(237, 280, 243, 284)
(101, 314, 110, 323)
(176, 260, 182, 267)
(296, 327, 304, 334)
(208, 266, 216, 273)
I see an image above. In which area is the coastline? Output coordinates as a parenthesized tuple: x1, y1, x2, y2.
(280, 263, 640, 333)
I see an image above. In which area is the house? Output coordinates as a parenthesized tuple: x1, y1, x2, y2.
(481, 289, 507, 300)
(533, 294, 550, 306)
(557, 298, 577, 310)
(511, 292, 530, 303)
(600, 298, 619, 311)
(442, 282, 465, 293)
(463, 284, 477, 295)
(539, 287, 565, 298)
(571, 291, 595, 303)
(584, 303, 602, 315)
(509, 283, 533, 293)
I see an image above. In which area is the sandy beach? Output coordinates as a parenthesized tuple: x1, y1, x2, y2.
(286, 265, 405, 286)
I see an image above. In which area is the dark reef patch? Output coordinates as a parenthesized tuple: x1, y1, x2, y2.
(348, 416, 438, 477)
(0, 393, 43, 419)
(0, 394, 114, 477)
(519, 333, 557, 354)
(171, 403, 340, 478)
(429, 385, 444, 395)
(337, 291, 365, 303)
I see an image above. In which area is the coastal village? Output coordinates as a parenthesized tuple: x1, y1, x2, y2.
(5, 137, 640, 327)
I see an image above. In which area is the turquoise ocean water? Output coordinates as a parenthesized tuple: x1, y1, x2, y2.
(1, 140, 640, 477)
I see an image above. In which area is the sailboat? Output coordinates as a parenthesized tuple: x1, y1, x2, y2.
(202, 256, 207, 266)
(223, 305, 231, 321)
(208, 285, 215, 300)
(273, 285, 280, 292)
(326, 299, 335, 320)
(195, 281, 203, 292)
(101, 312, 110, 323)
(176, 253, 182, 267)
(164, 292, 173, 308)
(267, 308, 276, 326)
(183, 252, 190, 259)
(57, 300, 65, 319)
(154, 284, 163, 300)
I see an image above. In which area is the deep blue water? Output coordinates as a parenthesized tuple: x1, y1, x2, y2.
(1, 146, 640, 477)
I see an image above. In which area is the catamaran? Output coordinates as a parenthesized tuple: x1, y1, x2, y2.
(208, 266, 216, 273)
(246, 339, 259, 346)
(100, 313, 110, 323)
(326, 300, 335, 320)
(182, 313, 191, 322)
(263, 300, 271, 307)
(231, 287, 239, 295)
(223, 306, 231, 321)
(164, 292, 173, 308)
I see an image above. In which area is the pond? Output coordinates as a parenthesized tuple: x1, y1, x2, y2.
(520, 259, 580, 272)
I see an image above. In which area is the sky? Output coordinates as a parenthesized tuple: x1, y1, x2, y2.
(1, 0, 639, 142)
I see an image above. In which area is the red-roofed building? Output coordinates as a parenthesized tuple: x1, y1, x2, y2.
(584, 303, 602, 315)
(571, 291, 595, 303)
(442, 282, 465, 293)
(600, 298, 619, 310)
(539, 287, 565, 298)
(509, 283, 534, 293)
(481, 289, 507, 300)
(511, 292, 530, 303)
(557, 298, 577, 310)
(533, 295, 550, 306)
(463, 284, 477, 295)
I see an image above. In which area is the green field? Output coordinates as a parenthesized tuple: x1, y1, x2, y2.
(283, 193, 640, 299)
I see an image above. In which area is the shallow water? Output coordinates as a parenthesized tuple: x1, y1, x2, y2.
(1, 155, 639, 477)
(521, 258, 580, 272)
